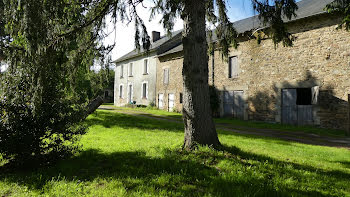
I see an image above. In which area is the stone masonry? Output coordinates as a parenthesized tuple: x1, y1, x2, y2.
(157, 13, 350, 131)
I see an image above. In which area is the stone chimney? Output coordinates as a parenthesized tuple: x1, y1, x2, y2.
(152, 31, 161, 42)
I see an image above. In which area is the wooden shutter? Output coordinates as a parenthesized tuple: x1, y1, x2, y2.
(231, 57, 239, 78)
(129, 63, 133, 76)
(164, 68, 169, 84)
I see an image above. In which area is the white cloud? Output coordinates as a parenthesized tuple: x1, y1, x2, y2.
(102, 0, 183, 61)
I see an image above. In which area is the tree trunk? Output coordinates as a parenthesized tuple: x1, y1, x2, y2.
(181, 0, 221, 149)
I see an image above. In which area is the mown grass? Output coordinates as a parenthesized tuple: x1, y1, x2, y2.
(110, 105, 348, 137)
(0, 109, 349, 196)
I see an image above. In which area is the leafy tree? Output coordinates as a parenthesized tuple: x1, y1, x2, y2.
(150, 0, 298, 149)
(326, 0, 350, 30)
(0, 0, 108, 165)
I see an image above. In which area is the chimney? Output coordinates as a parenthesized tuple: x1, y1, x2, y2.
(152, 31, 161, 42)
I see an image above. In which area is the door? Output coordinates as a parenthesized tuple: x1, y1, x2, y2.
(158, 94, 164, 109)
(233, 91, 244, 119)
(223, 91, 234, 117)
(128, 85, 133, 103)
(282, 89, 298, 125)
(168, 93, 175, 112)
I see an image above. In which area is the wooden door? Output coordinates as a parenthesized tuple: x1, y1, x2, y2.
(223, 91, 234, 117)
(233, 91, 244, 119)
(158, 94, 164, 109)
(282, 89, 298, 125)
(168, 93, 175, 112)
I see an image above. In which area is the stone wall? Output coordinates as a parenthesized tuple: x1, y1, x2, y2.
(157, 13, 350, 131)
(213, 14, 350, 130)
(156, 52, 184, 112)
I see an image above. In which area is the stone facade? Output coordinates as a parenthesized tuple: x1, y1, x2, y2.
(157, 14, 350, 130)
(156, 52, 184, 112)
(114, 53, 157, 106)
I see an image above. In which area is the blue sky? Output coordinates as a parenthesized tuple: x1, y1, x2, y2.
(226, 0, 256, 22)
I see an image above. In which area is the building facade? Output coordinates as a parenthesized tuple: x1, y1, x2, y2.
(114, 31, 182, 106)
(155, 0, 350, 130)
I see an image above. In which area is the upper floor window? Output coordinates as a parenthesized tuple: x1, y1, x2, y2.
(179, 93, 183, 104)
(144, 59, 149, 74)
(163, 68, 169, 84)
(228, 56, 239, 78)
(129, 63, 133, 76)
(120, 65, 124, 78)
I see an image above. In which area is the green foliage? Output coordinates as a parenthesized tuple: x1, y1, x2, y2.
(252, 0, 298, 47)
(326, 0, 350, 30)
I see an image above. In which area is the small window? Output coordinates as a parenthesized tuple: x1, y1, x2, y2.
(142, 83, 147, 98)
(119, 85, 123, 98)
(105, 91, 109, 97)
(120, 65, 124, 78)
(179, 93, 183, 104)
(144, 59, 148, 74)
(129, 63, 133, 76)
(163, 68, 169, 84)
(228, 56, 239, 78)
(296, 88, 312, 105)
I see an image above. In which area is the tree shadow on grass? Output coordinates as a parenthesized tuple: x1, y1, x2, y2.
(1, 146, 349, 196)
(86, 111, 184, 133)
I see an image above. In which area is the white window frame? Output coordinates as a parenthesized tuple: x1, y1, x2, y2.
(119, 84, 124, 98)
(143, 59, 149, 74)
(141, 81, 148, 99)
(128, 63, 133, 76)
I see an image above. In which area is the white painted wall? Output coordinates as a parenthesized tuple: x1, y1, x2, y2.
(114, 52, 157, 106)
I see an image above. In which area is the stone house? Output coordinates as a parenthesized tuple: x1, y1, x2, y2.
(156, 0, 350, 130)
(114, 30, 182, 106)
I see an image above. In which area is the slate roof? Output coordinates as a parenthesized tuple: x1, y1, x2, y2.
(232, 0, 334, 34)
(158, 0, 334, 57)
(113, 30, 182, 64)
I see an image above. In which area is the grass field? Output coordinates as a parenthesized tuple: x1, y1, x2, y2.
(0, 109, 349, 196)
(110, 105, 348, 137)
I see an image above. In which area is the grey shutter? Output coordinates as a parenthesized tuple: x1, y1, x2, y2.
(120, 65, 124, 77)
(164, 69, 169, 84)
(231, 57, 239, 78)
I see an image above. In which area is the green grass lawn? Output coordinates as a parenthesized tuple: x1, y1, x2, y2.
(110, 105, 348, 137)
(0, 109, 349, 196)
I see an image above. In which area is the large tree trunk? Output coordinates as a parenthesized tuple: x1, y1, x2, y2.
(181, 0, 221, 149)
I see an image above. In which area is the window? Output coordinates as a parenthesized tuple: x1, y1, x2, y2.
(228, 56, 239, 78)
(163, 68, 169, 84)
(120, 65, 124, 78)
(296, 88, 312, 105)
(105, 91, 109, 97)
(129, 63, 133, 76)
(142, 82, 148, 99)
(119, 85, 123, 98)
(179, 93, 183, 104)
(144, 59, 148, 74)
